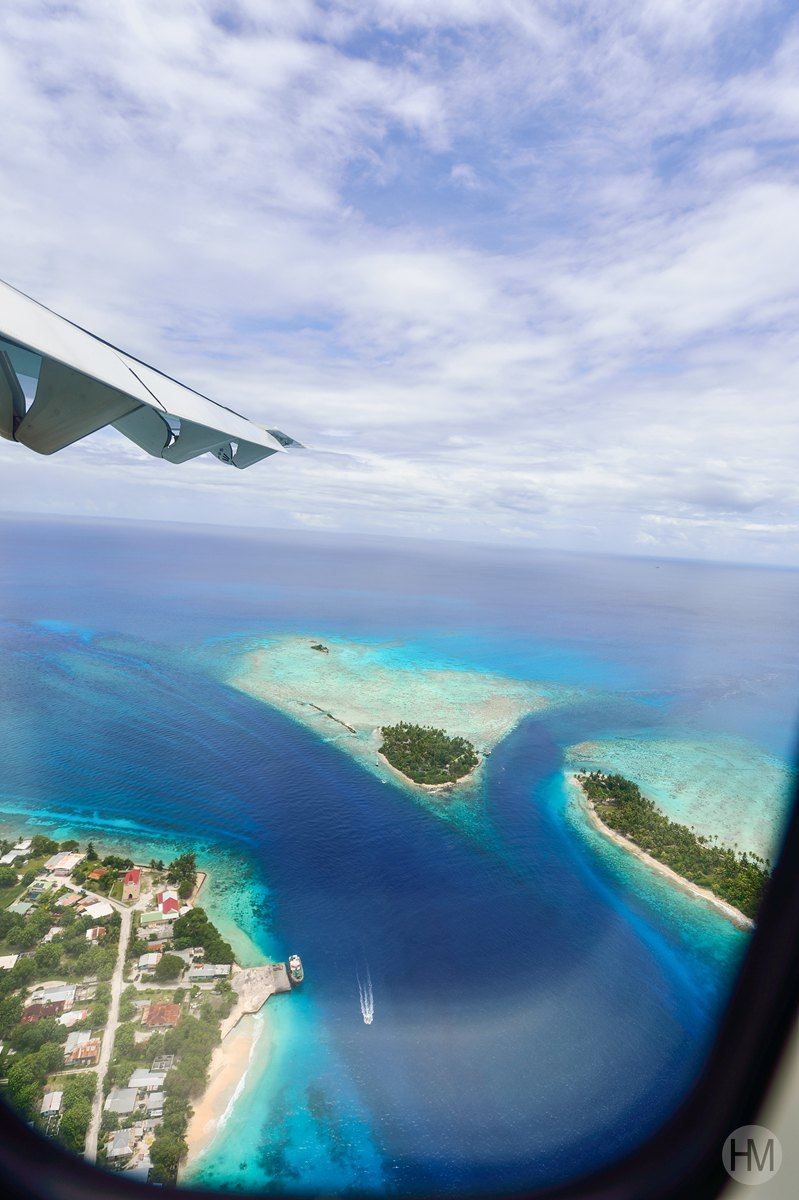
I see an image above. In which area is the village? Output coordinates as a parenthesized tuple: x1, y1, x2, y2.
(0, 831, 293, 1184)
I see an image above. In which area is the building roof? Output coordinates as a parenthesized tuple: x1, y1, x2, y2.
(57, 1008, 89, 1027)
(65, 1030, 91, 1053)
(13, 839, 32, 851)
(83, 899, 114, 920)
(55, 893, 80, 908)
(85, 925, 107, 941)
(31, 984, 77, 1006)
(44, 851, 84, 872)
(124, 868, 142, 884)
(104, 1087, 138, 1115)
(0, 850, 24, 864)
(142, 1001, 182, 1029)
(0, 954, 19, 970)
(127, 1068, 166, 1090)
(66, 1036, 100, 1064)
(187, 963, 231, 979)
(139, 910, 169, 926)
(107, 1129, 134, 1158)
(124, 1159, 152, 1181)
(40, 1091, 63, 1115)
(21, 1001, 65, 1023)
(145, 1091, 165, 1111)
(138, 952, 162, 969)
(8, 901, 33, 915)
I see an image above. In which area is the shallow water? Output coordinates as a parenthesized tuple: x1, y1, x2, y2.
(0, 518, 797, 1193)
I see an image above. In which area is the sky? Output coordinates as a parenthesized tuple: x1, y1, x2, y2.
(1, 0, 798, 564)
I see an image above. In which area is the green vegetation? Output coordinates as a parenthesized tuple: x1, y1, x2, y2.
(577, 772, 771, 920)
(154, 953, 184, 982)
(167, 852, 197, 900)
(172, 907, 234, 963)
(52, 1073, 96, 1154)
(30, 836, 58, 857)
(380, 722, 479, 786)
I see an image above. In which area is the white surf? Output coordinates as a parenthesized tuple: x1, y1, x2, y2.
(357, 965, 374, 1025)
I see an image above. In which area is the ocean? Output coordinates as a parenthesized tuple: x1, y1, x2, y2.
(0, 516, 798, 1194)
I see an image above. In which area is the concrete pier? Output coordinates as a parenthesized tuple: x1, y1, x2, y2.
(220, 962, 292, 1038)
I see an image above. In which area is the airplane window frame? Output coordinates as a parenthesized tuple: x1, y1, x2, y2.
(0, 766, 797, 1200)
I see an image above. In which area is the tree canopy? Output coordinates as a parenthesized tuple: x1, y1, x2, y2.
(380, 722, 479, 785)
(577, 771, 770, 919)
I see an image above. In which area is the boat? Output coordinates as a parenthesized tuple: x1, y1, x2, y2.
(288, 954, 304, 984)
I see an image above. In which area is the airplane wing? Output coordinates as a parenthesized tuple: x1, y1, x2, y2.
(0, 277, 301, 469)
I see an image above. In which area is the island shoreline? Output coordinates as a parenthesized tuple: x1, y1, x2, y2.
(569, 773, 754, 930)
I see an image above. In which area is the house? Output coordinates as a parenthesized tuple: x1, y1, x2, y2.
(30, 984, 77, 1007)
(85, 925, 107, 942)
(8, 901, 34, 916)
(127, 1068, 166, 1092)
(64, 1030, 101, 1066)
(58, 1008, 89, 1028)
(43, 925, 64, 943)
(0, 954, 19, 970)
(106, 1129, 135, 1159)
(138, 911, 175, 933)
(137, 951, 162, 973)
(66, 1037, 101, 1067)
(13, 839, 32, 852)
(122, 867, 142, 902)
(187, 963, 231, 982)
(150, 1054, 174, 1072)
(64, 1030, 91, 1054)
(0, 850, 25, 864)
(87, 867, 108, 882)
(83, 899, 114, 921)
(104, 1087, 138, 1116)
(44, 851, 85, 876)
(55, 893, 81, 909)
(142, 1002, 181, 1029)
(155, 888, 181, 917)
(40, 1091, 63, 1116)
(145, 1091, 165, 1117)
(21, 1001, 66, 1023)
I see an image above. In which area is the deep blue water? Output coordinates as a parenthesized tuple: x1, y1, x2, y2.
(1, 517, 798, 1194)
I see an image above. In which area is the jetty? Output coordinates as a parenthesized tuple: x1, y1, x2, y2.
(220, 961, 292, 1039)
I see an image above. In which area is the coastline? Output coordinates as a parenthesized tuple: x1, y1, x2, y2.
(376, 748, 481, 795)
(183, 1012, 268, 1174)
(569, 774, 754, 931)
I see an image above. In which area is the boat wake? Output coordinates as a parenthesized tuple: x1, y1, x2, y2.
(357, 965, 374, 1025)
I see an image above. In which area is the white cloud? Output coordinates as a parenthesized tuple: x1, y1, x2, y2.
(0, 1, 798, 564)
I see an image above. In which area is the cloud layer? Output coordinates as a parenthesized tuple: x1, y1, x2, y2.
(1, 0, 798, 563)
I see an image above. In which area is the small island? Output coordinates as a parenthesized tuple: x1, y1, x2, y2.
(379, 722, 479, 787)
(310, 643, 329, 654)
(575, 771, 771, 924)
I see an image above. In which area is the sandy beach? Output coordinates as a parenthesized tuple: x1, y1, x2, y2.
(183, 1012, 267, 1172)
(376, 748, 482, 794)
(569, 774, 754, 931)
